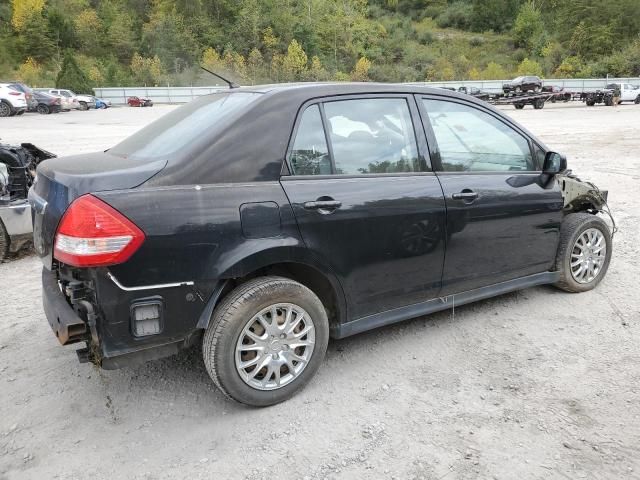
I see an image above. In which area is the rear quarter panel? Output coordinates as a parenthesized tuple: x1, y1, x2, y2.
(96, 182, 305, 286)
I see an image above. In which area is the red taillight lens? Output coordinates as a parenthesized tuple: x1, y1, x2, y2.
(54, 195, 145, 267)
(9, 92, 20, 96)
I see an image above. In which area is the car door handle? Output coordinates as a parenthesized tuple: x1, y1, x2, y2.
(303, 200, 342, 211)
(451, 190, 479, 202)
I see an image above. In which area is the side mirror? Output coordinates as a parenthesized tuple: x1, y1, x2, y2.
(542, 151, 567, 174)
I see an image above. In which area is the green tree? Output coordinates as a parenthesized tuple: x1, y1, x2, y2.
(516, 57, 543, 76)
(282, 39, 308, 81)
(512, 2, 545, 53)
(17, 12, 55, 62)
(56, 51, 92, 93)
(472, 0, 520, 33)
(482, 61, 507, 80)
(308, 55, 329, 80)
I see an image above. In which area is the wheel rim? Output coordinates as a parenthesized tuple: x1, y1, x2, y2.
(235, 303, 316, 391)
(0, 103, 9, 117)
(571, 228, 607, 284)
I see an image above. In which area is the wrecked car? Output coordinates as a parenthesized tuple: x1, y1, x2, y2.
(127, 96, 153, 107)
(0, 142, 55, 261)
(30, 84, 614, 406)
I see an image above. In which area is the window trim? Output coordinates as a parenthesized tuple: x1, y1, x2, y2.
(284, 93, 430, 178)
(417, 94, 540, 174)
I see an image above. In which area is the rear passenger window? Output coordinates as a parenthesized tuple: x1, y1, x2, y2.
(289, 105, 331, 175)
(423, 99, 534, 172)
(323, 98, 420, 175)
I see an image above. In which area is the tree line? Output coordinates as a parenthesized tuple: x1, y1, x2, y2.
(1, 0, 639, 93)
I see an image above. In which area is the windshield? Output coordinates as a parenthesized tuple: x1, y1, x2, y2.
(109, 91, 262, 162)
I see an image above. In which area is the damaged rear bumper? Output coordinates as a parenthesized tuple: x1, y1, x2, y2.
(42, 268, 88, 345)
(41, 267, 201, 369)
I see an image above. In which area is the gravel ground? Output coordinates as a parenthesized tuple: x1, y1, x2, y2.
(1, 102, 639, 480)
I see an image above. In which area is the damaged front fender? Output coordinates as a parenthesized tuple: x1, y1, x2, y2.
(557, 172, 608, 212)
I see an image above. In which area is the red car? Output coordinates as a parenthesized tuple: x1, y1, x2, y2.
(127, 96, 153, 107)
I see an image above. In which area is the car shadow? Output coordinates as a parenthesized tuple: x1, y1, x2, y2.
(96, 285, 558, 414)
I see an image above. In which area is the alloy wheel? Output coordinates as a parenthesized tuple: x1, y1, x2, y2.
(0, 102, 10, 117)
(570, 228, 607, 284)
(235, 303, 316, 391)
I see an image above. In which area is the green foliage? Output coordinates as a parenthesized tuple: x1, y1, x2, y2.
(56, 51, 92, 93)
(516, 57, 543, 77)
(471, 0, 520, 33)
(436, 2, 473, 30)
(17, 12, 55, 62)
(512, 2, 545, 54)
(1, 0, 639, 88)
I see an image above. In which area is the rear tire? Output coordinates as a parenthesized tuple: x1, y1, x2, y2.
(553, 213, 612, 293)
(514, 104, 525, 109)
(36, 104, 50, 114)
(202, 276, 329, 406)
(0, 101, 12, 117)
(0, 219, 10, 262)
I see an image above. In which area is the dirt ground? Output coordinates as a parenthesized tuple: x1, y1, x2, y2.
(1, 102, 639, 480)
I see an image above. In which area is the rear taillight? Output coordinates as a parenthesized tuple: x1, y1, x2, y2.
(9, 92, 20, 96)
(54, 194, 145, 267)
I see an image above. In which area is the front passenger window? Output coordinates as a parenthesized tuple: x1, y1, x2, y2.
(423, 99, 534, 172)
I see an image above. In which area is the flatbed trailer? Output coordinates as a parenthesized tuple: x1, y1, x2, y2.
(488, 92, 555, 110)
(580, 90, 614, 106)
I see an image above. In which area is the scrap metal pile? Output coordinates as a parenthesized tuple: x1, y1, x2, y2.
(0, 141, 55, 261)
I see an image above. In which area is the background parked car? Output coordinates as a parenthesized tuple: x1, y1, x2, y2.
(31, 91, 62, 114)
(71, 91, 96, 110)
(502, 76, 543, 93)
(605, 83, 640, 104)
(0, 84, 27, 117)
(92, 96, 111, 109)
(0, 82, 37, 110)
(458, 86, 491, 101)
(127, 96, 153, 107)
(35, 89, 76, 111)
(35, 89, 93, 110)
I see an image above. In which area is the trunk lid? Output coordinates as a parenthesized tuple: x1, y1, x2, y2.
(30, 151, 166, 269)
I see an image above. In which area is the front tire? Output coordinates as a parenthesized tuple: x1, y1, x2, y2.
(203, 276, 329, 406)
(554, 213, 612, 293)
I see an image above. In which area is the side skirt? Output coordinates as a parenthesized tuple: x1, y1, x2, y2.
(332, 271, 560, 339)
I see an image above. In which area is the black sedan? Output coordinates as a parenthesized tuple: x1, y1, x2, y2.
(31, 91, 62, 114)
(30, 83, 613, 406)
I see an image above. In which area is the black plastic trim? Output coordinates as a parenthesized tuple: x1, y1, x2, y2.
(332, 271, 560, 338)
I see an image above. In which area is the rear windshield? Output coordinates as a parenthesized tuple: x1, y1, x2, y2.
(109, 92, 261, 162)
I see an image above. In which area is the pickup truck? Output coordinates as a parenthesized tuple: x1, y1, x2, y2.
(606, 83, 640, 104)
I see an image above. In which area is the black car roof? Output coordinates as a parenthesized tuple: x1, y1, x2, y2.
(217, 81, 482, 105)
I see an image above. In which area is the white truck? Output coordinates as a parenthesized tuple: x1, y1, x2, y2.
(606, 83, 640, 104)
